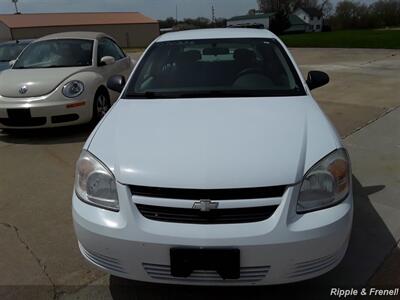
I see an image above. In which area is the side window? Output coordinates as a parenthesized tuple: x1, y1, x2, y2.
(97, 38, 125, 64)
(110, 40, 126, 60)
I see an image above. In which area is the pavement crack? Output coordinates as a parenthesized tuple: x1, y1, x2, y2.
(344, 104, 400, 139)
(0, 222, 58, 299)
(359, 52, 398, 66)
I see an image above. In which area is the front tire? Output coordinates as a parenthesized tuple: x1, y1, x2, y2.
(92, 90, 110, 124)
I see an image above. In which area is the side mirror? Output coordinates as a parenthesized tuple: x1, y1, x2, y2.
(100, 56, 116, 66)
(107, 75, 126, 93)
(9, 60, 16, 67)
(306, 71, 329, 90)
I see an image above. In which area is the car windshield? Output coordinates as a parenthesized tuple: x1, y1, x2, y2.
(125, 38, 305, 99)
(13, 39, 93, 69)
(0, 43, 28, 62)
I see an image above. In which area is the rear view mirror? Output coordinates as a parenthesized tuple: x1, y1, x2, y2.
(9, 60, 16, 67)
(306, 71, 329, 90)
(203, 48, 229, 55)
(100, 56, 116, 66)
(107, 75, 126, 93)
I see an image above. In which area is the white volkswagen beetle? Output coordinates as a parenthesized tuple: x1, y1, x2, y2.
(73, 29, 353, 285)
(0, 32, 133, 128)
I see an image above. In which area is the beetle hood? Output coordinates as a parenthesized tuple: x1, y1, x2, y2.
(0, 67, 87, 98)
(87, 97, 341, 189)
(0, 62, 10, 72)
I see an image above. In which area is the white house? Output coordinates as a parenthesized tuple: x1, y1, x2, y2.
(227, 13, 275, 29)
(293, 7, 323, 32)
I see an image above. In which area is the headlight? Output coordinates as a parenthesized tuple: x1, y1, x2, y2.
(63, 80, 84, 98)
(297, 149, 350, 214)
(75, 150, 119, 211)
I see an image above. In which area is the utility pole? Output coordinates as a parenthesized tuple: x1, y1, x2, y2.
(12, 0, 21, 14)
(211, 4, 216, 25)
(176, 4, 178, 24)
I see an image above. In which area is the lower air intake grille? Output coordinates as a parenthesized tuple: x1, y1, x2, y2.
(143, 263, 270, 283)
(136, 204, 278, 224)
(80, 244, 126, 274)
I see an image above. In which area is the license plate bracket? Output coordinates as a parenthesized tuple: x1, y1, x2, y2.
(170, 248, 240, 279)
(7, 109, 31, 120)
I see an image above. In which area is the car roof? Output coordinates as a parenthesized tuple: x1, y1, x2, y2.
(0, 39, 33, 45)
(157, 28, 278, 43)
(35, 31, 111, 42)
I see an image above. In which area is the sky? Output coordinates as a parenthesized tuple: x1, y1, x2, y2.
(0, 0, 376, 20)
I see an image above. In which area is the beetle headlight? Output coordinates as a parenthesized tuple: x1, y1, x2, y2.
(297, 149, 350, 214)
(75, 150, 119, 211)
(63, 80, 84, 98)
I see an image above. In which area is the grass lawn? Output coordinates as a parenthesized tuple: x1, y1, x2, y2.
(123, 47, 146, 53)
(280, 29, 400, 49)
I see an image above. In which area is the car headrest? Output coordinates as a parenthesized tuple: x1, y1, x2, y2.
(234, 48, 256, 64)
(203, 47, 229, 56)
(176, 50, 201, 64)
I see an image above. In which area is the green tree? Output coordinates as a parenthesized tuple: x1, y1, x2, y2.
(269, 9, 291, 34)
(158, 17, 176, 29)
(248, 8, 257, 15)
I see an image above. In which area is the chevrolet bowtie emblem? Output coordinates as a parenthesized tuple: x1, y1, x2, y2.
(192, 200, 219, 212)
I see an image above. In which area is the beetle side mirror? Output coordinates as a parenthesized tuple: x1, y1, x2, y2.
(100, 56, 116, 66)
(306, 71, 329, 90)
(9, 60, 16, 67)
(107, 75, 126, 93)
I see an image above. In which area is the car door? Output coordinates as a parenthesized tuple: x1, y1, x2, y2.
(97, 38, 132, 101)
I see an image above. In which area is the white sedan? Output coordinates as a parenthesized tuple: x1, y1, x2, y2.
(73, 29, 353, 285)
(0, 32, 133, 129)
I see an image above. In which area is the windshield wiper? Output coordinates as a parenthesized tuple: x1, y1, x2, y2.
(14, 64, 84, 69)
(125, 90, 257, 99)
(33, 64, 76, 68)
(178, 90, 255, 98)
(125, 91, 176, 99)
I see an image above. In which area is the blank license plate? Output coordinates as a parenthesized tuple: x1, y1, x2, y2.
(170, 248, 240, 279)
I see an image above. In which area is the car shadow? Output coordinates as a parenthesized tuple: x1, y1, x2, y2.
(107, 177, 394, 300)
(0, 124, 93, 145)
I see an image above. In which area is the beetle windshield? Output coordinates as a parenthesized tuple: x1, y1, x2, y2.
(125, 38, 305, 98)
(0, 43, 28, 62)
(13, 39, 93, 69)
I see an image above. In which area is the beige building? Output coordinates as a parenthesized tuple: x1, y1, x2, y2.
(0, 12, 159, 48)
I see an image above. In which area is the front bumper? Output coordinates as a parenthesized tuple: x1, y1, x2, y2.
(73, 183, 353, 286)
(0, 91, 92, 129)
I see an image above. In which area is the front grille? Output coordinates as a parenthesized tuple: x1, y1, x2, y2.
(0, 117, 47, 127)
(130, 185, 286, 200)
(143, 263, 270, 283)
(136, 204, 278, 224)
(51, 114, 79, 124)
(0, 109, 46, 127)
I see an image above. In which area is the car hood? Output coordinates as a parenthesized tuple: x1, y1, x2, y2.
(0, 67, 88, 98)
(88, 97, 341, 189)
(0, 62, 10, 72)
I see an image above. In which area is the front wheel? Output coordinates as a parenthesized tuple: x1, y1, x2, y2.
(92, 91, 110, 124)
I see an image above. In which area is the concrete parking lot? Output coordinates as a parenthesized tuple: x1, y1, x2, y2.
(0, 48, 399, 300)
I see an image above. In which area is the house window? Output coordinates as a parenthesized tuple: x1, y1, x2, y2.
(316, 25, 321, 30)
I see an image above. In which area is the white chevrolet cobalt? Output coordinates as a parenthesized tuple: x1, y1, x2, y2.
(73, 29, 353, 285)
